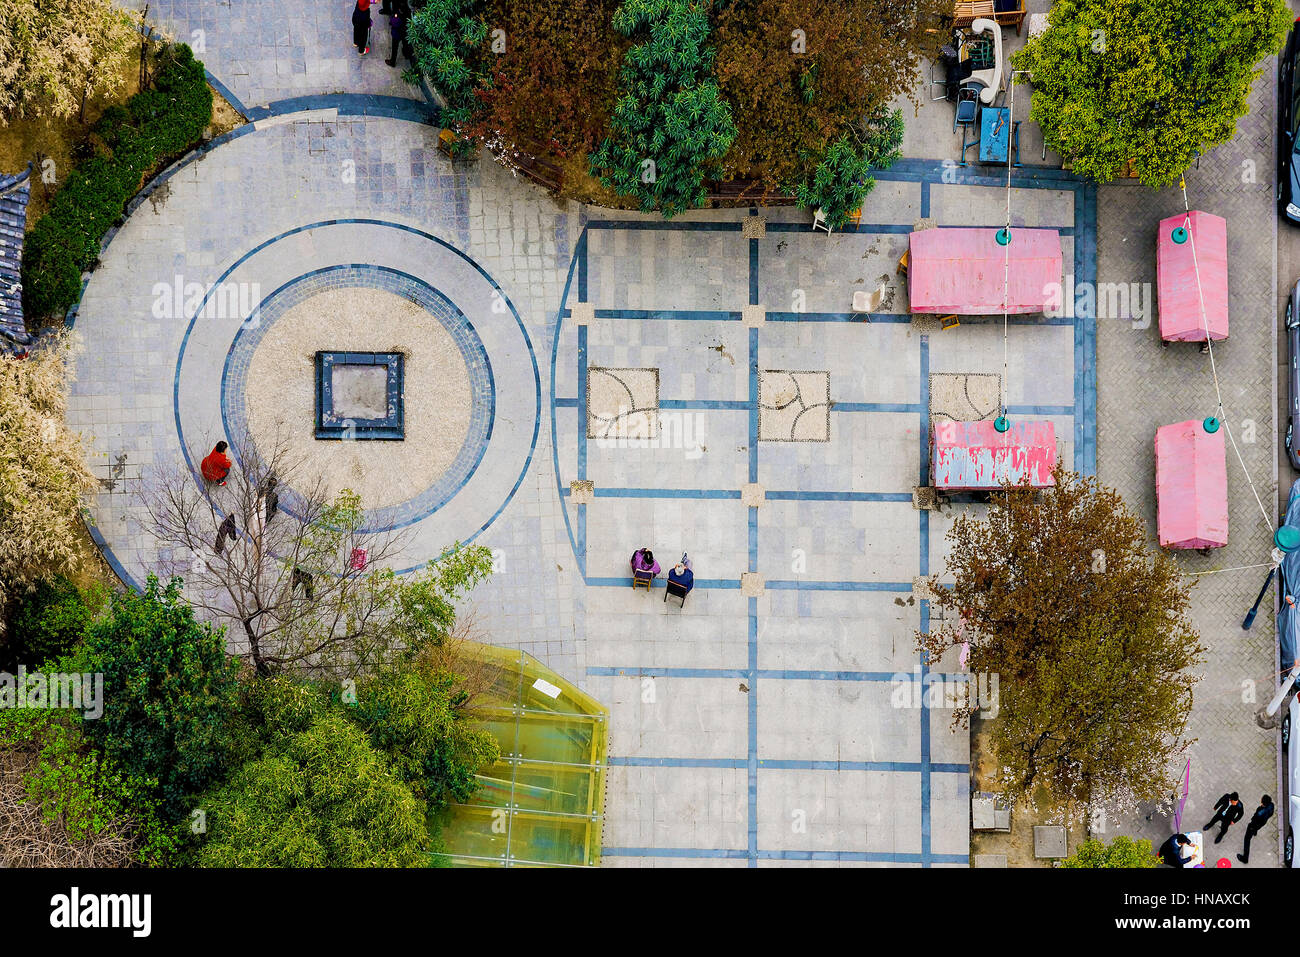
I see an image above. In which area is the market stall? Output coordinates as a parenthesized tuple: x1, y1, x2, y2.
(1156, 210, 1228, 342)
(1154, 419, 1228, 549)
(906, 227, 1062, 315)
(931, 419, 1057, 491)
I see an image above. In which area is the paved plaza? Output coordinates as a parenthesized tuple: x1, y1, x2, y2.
(65, 75, 1096, 863)
(100, 0, 1300, 868)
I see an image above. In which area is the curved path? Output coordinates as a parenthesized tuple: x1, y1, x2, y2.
(69, 98, 582, 665)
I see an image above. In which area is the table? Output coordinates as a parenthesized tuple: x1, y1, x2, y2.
(979, 107, 1018, 165)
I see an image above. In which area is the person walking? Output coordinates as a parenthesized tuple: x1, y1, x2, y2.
(214, 513, 237, 556)
(257, 473, 279, 525)
(385, 1, 411, 68)
(200, 441, 232, 485)
(1237, 795, 1275, 863)
(351, 0, 373, 56)
(1204, 792, 1244, 844)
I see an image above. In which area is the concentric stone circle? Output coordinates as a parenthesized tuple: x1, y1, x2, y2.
(223, 265, 493, 525)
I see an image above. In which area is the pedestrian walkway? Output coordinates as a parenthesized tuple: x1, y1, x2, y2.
(122, 0, 417, 113)
(1096, 68, 1281, 866)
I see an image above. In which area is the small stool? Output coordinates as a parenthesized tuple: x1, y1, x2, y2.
(941, 315, 960, 331)
(896, 248, 910, 276)
(632, 568, 654, 590)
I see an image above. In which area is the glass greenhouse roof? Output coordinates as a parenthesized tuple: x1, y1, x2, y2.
(436, 644, 609, 867)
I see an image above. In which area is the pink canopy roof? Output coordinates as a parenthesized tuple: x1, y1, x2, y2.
(907, 227, 1062, 315)
(1157, 210, 1228, 342)
(1155, 420, 1228, 549)
(931, 419, 1057, 491)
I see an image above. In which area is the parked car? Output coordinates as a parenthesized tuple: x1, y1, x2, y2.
(1286, 283, 1300, 470)
(1280, 17, 1300, 224)
(1284, 692, 1300, 866)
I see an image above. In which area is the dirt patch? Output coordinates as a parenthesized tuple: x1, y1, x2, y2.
(208, 86, 245, 138)
(968, 716, 1090, 867)
(0, 56, 142, 224)
(552, 150, 637, 209)
(68, 515, 120, 593)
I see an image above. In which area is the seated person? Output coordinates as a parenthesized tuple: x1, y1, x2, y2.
(1157, 833, 1194, 868)
(631, 548, 660, 578)
(667, 558, 694, 593)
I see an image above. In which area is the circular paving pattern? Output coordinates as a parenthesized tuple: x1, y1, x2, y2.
(222, 265, 494, 527)
(171, 219, 540, 570)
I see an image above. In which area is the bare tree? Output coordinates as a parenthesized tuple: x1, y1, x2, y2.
(139, 429, 415, 679)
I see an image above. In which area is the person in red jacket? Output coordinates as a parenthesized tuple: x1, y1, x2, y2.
(200, 441, 232, 485)
(352, 0, 372, 55)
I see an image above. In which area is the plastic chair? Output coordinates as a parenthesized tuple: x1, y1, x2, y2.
(954, 88, 979, 133)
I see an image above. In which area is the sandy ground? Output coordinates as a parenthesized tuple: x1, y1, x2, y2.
(244, 286, 472, 509)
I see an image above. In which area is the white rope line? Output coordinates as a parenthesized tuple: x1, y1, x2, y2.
(1178, 177, 1274, 535)
(1185, 562, 1273, 576)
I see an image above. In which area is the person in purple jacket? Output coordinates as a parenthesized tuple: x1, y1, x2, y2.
(385, 0, 412, 67)
(631, 547, 660, 578)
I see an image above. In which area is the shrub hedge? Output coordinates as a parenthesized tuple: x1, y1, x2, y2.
(21, 44, 213, 321)
(3, 575, 106, 672)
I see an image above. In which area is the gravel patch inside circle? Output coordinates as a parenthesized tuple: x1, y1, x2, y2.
(245, 286, 472, 510)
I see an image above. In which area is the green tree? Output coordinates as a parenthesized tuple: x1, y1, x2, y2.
(712, 0, 943, 190)
(3, 575, 106, 671)
(919, 466, 1205, 812)
(81, 576, 240, 822)
(347, 655, 501, 814)
(1062, 835, 1158, 868)
(589, 0, 737, 216)
(795, 111, 903, 230)
(1014, 0, 1291, 188)
(192, 711, 429, 867)
(408, 0, 489, 154)
(0, 707, 181, 866)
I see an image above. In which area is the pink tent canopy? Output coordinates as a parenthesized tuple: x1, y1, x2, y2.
(931, 420, 1057, 491)
(907, 227, 1062, 315)
(1155, 420, 1228, 549)
(1157, 210, 1228, 342)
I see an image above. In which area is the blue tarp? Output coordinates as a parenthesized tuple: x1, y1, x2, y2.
(1278, 478, 1300, 672)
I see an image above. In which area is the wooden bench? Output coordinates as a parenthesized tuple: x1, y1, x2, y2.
(503, 151, 563, 193)
(952, 0, 1027, 35)
(704, 178, 796, 207)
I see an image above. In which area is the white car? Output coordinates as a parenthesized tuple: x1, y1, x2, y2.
(1283, 694, 1300, 866)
